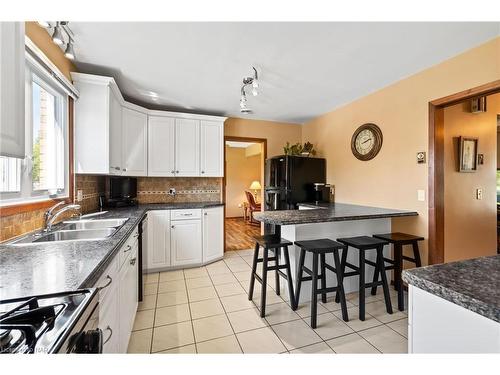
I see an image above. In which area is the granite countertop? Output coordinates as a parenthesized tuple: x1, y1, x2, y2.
(253, 202, 418, 225)
(402, 255, 500, 323)
(0, 202, 223, 301)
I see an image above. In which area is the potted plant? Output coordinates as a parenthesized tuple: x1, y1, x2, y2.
(284, 141, 316, 156)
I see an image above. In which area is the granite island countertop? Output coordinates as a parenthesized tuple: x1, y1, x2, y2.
(402, 255, 500, 323)
(0, 202, 223, 301)
(253, 202, 418, 225)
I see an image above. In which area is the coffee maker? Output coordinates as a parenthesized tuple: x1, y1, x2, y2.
(313, 183, 333, 204)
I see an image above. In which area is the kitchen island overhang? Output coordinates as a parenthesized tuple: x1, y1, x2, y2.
(253, 202, 419, 302)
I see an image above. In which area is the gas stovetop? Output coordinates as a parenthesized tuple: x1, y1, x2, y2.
(0, 289, 98, 354)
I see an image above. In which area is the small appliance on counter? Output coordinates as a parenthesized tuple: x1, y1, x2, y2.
(0, 289, 101, 353)
(313, 183, 334, 204)
(106, 177, 138, 208)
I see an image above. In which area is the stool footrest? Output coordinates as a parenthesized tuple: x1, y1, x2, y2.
(316, 286, 341, 295)
(256, 257, 277, 263)
(402, 255, 418, 263)
(266, 264, 288, 272)
(343, 262, 360, 272)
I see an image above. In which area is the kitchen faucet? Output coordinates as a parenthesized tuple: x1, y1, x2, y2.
(44, 202, 81, 232)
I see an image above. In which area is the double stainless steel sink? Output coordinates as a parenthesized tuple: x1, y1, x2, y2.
(11, 218, 129, 245)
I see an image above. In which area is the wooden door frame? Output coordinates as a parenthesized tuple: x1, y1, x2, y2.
(428, 80, 500, 264)
(223, 136, 267, 252)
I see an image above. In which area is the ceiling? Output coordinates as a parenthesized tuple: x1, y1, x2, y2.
(225, 141, 257, 148)
(70, 22, 500, 124)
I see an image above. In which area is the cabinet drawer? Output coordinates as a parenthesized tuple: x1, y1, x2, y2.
(119, 227, 139, 268)
(171, 209, 201, 220)
(95, 255, 118, 301)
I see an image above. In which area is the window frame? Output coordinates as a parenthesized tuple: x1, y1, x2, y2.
(0, 57, 72, 209)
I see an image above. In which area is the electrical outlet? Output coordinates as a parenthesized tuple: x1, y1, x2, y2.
(168, 188, 176, 196)
(417, 190, 425, 202)
(77, 189, 83, 202)
(476, 188, 483, 200)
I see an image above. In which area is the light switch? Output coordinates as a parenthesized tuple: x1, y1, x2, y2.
(476, 188, 483, 200)
(417, 190, 425, 202)
(77, 189, 83, 202)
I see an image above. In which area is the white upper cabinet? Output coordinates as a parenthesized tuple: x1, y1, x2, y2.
(200, 120, 223, 177)
(175, 118, 200, 176)
(73, 73, 225, 177)
(202, 206, 224, 263)
(122, 107, 147, 176)
(109, 91, 123, 175)
(0, 22, 25, 158)
(72, 73, 124, 174)
(148, 116, 175, 177)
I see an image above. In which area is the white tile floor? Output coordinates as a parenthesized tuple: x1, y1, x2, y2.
(128, 249, 408, 354)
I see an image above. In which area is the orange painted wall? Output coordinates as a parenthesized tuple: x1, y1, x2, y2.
(443, 93, 500, 262)
(25, 21, 77, 81)
(302, 37, 500, 265)
(224, 117, 302, 158)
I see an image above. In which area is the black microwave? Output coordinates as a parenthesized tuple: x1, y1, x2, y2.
(107, 177, 137, 207)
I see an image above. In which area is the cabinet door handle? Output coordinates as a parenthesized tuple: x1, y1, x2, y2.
(171, 170, 175, 174)
(176, 170, 179, 173)
(124, 245, 132, 252)
(122, 168, 127, 172)
(181, 213, 193, 216)
(201, 171, 205, 174)
(97, 275, 112, 291)
(103, 326, 113, 345)
(112, 166, 120, 171)
(130, 257, 137, 265)
(204, 212, 208, 216)
(171, 225, 175, 229)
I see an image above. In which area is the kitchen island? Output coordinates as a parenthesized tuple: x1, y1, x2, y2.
(402, 255, 500, 353)
(253, 202, 418, 302)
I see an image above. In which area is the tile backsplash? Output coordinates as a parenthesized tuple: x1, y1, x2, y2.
(0, 175, 222, 242)
(137, 177, 222, 204)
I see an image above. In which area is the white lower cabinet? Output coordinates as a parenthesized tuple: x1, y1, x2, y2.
(95, 227, 139, 353)
(145, 211, 171, 270)
(202, 206, 224, 263)
(171, 219, 202, 267)
(144, 207, 223, 272)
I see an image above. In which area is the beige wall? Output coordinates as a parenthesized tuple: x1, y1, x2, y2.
(25, 22, 77, 81)
(225, 146, 262, 217)
(302, 37, 500, 266)
(443, 93, 500, 262)
(224, 117, 302, 158)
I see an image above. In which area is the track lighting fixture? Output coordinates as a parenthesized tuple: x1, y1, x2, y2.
(52, 22, 64, 45)
(64, 38, 75, 60)
(239, 66, 259, 114)
(38, 21, 76, 61)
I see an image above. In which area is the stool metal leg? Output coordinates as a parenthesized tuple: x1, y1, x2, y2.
(359, 249, 366, 321)
(248, 242, 259, 301)
(377, 246, 393, 314)
(275, 247, 281, 295)
(260, 247, 269, 317)
(283, 245, 297, 310)
(320, 253, 327, 303)
(295, 248, 306, 306)
(311, 252, 319, 329)
(333, 249, 349, 322)
(335, 246, 348, 303)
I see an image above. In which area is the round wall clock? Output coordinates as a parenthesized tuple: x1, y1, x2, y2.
(351, 123, 383, 161)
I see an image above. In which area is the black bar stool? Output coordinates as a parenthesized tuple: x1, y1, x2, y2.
(336, 236, 393, 321)
(371, 232, 424, 311)
(294, 239, 349, 329)
(248, 235, 297, 317)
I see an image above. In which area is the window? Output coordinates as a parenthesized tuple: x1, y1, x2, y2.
(0, 58, 68, 205)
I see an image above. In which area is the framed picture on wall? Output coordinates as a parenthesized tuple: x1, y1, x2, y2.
(458, 136, 478, 172)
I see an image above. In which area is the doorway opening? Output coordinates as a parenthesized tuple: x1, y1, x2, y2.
(223, 136, 267, 251)
(428, 80, 500, 264)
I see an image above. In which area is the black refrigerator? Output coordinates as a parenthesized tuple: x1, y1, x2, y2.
(264, 155, 326, 232)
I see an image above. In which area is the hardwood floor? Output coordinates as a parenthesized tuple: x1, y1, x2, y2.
(225, 217, 260, 251)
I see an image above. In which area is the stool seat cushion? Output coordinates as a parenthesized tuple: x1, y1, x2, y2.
(253, 234, 292, 247)
(373, 232, 424, 243)
(337, 236, 388, 249)
(294, 239, 345, 253)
